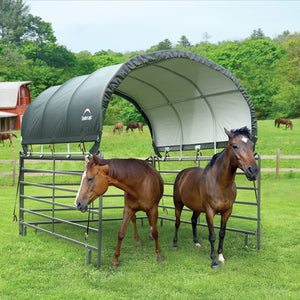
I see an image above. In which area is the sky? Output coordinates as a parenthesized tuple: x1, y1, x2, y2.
(26, 0, 300, 54)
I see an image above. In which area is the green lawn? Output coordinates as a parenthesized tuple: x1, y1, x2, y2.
(0, 119, 299, 299)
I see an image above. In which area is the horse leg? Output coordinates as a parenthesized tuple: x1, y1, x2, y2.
(173, 201, 184, 250)
(131, 214, 141, 244)
(206, 209, 219, 269)
(191, 211, 201, 248)
(147, 207, 164, 262)
(111, 206, 134, 267)
(217, 208, 232, 264)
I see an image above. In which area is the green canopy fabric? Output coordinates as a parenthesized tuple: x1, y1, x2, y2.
(21, 50, 257, 155)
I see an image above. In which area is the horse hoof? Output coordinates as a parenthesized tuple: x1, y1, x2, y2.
(173, 246, 178, 250)
(195, 243, 202, 248)
(157, 257, 164, 262)
(111, 262, 119, 267)
(211, 264, 220, 269)
(136, 240, 141, 245)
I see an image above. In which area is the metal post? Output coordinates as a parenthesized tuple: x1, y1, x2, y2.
(257, 154, 261, 249)
(19, 154, 24, 236)
(52, 157, 55, 233)
(97, 195, 103, 268)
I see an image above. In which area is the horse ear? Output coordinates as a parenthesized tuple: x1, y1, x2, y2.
(224, 128, 233, 139)
(92, 154, 99, 165)
(84, 155, 90, 163)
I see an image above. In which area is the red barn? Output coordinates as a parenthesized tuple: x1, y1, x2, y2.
(0, 81, 32, 132)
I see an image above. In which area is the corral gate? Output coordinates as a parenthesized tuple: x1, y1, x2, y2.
(19, 150, 261, 267)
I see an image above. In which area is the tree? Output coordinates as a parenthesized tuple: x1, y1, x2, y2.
(250, 28, 266, 40)
(0, 0, 56, 47)
(157, 39, 172, 50)
(22, 14, 56, 45)
(177, 35, 191, 48)
(0, 0, 30, 45)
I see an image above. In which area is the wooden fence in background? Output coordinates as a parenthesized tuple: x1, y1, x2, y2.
(1, 150, 300, 186)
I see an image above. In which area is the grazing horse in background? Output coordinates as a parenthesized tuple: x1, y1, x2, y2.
(0, 133, 17, 146)
(75, 155, 164, 266)
(275, 118, 293, 130)
(172, 127, 258, 269)
(113, 122, 123, 134)
(126, 122, 143, 133)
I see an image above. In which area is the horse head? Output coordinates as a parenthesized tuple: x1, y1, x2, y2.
(225, 127, 258, 181)
(75, 154, 109, 212)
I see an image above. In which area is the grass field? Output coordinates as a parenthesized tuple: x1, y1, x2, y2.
(0, 119, 299, 299)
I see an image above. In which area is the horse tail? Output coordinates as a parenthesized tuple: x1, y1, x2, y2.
(173, 170, 186, 206)
(13, 134, 17, 138)
(290, 122, 293, 130)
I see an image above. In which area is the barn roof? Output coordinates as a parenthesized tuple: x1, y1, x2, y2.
(21, 50, 257, 156)
(0, 81, 32, 108)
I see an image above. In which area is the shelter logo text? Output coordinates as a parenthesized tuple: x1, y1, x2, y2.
(81, 108, 93, 121)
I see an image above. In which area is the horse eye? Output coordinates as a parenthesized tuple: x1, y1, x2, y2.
(87, 177, 94, 183)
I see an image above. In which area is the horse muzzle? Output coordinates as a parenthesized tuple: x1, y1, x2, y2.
(244, 164, 259, 181)
(75, 199, 89, 213)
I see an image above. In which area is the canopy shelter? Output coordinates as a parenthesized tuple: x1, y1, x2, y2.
(21, 50, 257, 156)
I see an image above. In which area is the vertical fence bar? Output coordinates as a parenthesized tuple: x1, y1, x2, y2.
(13, 151, 16, 186)
(97, 195, 103, 268)
(19, 153, 24, 236)
(276, 148, 280, 179)
(257, 154, 261, 249)
(52, 156, 56, 233)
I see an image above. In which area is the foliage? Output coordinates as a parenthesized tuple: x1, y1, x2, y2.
(0, 1, 299, 119)
(176, 35, 192, 49)
(0, 0, 30, 45)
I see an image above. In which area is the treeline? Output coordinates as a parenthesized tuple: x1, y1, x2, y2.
(0, 1, 299, 123)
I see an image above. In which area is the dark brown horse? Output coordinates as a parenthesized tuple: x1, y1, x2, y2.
(126, 122, 143, 133)
(113, 122, 123, 134)
(173, 127, 258, 269)
(75, 155, 164, 266)
(275, 118, 293, 130)
(0, 133, 17, 146)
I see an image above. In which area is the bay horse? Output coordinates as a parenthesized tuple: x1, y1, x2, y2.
(75, 155, 164, 266)
(126, 122, 143, 133)
(275, 118, 293, 130)
(172, 127, 258, 269)
(113, 122, 123, 134)
(0, 133, 17, 146)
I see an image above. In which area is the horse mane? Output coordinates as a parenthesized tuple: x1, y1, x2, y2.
(204, 127, 251, 171)
(88, 157, 155, 181)
(230, 126, 251, 138)
(204, 150, 225, 171)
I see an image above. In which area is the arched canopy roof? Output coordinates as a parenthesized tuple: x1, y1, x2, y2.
(21, 50, 257, 156)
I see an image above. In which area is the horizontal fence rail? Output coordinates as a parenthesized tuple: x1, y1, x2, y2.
(3, 149, 299, 186)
